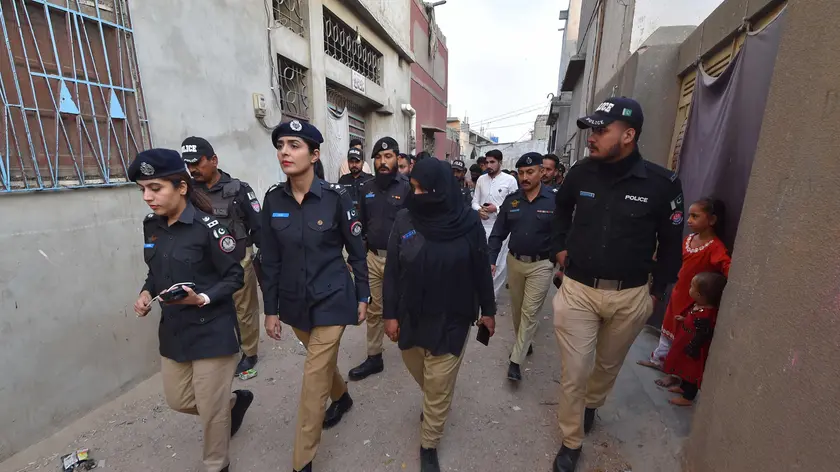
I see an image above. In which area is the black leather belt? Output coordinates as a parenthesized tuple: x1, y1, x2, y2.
(565, 266, 648, 291)
(510, 252, 551, 263)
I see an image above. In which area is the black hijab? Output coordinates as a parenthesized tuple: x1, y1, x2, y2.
(407, 158, 479, 241)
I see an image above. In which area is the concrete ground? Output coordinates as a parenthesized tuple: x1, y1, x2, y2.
(1, 289, 692, 472)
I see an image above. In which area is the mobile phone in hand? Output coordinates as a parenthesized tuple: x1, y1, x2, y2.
(476, 324, 490, 346)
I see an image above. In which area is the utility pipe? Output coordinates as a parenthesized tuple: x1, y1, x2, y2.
(401, 104, 417, 155)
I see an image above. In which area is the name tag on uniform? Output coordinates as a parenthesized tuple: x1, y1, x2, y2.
(579, 191, 595, 198)
(509, 209, 520, 213)
(143, 243, 155, 248)
(537, 210, 554, 214)
(402, 230, 416, 240)
(365, 192, 375, 199)
(272, 212, 290, 218)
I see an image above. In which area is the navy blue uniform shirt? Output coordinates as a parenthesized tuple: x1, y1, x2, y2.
(358, 173, 411, 251)
(142, 203, 244, 362)
(260, 178, 370, 331)
(550, 150, 684, 296)
(488, 183, 556, 262)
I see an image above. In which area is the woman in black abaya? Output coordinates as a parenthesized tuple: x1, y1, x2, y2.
(382, 158, 497, 472)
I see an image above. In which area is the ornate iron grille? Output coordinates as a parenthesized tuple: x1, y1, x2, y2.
(272, 0, 305, 37)
(0, 0, 151, 192)
(322, 8, 382, 85)
(277, 55, 309, 120)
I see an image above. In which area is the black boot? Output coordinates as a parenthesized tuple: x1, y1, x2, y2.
(323, 392, 353, 429)
(584, 408, 596, 434)
(420, 447, 441, 472)
(294, 462, 312, 472)
(553, 445, 581, 472)
(235, 354, 258, 375)
(231, 389, 254, 437)
(507, 361, 522, 381)
(348, 354, 384, 381)
(527, 344, 534, 357)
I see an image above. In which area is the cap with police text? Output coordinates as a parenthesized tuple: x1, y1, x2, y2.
(347, 148, 363, 162)
(577, 97, 644, 131)
(181, 137, 214, 164)
(271, 120, 324, 148)
(451, 159, 466, 171)
(371, 137, 399, 160)
(128, 149, 188, 182)
(515, 152, 542, 168)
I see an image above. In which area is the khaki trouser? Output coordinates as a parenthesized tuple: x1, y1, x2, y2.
(232, 246, 260, 357)
(401, 341, 468, 449)
(365, 252, 386, 356)
(161, 353, 239, 472)
(553, 277, 653, 449)
(506, 255, 554, 364)
(292, 326, 348, 470)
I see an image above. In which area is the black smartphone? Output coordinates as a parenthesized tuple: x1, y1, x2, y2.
(482, 203, 491, 207)
(476, 324, 490, 346)
(159, 283, 196, 302)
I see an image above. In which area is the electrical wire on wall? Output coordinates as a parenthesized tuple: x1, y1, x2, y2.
(259, 0, 285, 131)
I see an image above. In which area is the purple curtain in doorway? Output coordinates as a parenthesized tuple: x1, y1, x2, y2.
(677, 9, 787, 250)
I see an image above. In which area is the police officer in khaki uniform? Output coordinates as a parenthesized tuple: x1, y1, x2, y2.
(550, 97, 684, 471)
(261, 120, 370, 472)
(182, 137, 263, 375)
(130, 149, 253, 472)
(489, 153, 557, 382)
(348, 137, 411, 381)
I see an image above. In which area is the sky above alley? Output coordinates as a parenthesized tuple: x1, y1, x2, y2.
(435, 0, 568, 143)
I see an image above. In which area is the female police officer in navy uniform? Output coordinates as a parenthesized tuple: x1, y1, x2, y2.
(260, 120, 370, 472)
(130, 149, 253, 472)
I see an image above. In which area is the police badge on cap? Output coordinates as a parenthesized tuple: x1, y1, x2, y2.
(290, 120, 303, 132)
(371, 137, 399, 160)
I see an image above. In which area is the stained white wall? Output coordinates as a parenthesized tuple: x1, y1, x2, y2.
(631, 0, 725, 53)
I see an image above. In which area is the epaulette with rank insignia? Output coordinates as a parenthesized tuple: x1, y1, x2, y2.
(266, 183, 281, 194)
(644, 161, 678, 182)
(144, 212, 155, 222)
(326, 182, 347, 195)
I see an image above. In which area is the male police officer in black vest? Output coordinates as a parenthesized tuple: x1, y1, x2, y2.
(549, 97, 684, 472)
(337, 147, 373, 210)
(451, 159, 472, 205)
(348, 137, 411, 381)
(182, 137, 263, 375)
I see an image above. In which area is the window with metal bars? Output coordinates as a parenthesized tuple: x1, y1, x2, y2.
(272, 0, 305, 37)
(277, 55, 309, 121)
(322, 8, 382, 85)
(0, 0, 151, 193)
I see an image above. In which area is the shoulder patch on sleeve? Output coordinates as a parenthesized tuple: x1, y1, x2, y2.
(201, 216, 221, 232)
(644, 161, 678, 182)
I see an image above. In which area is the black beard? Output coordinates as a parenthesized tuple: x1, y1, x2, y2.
(375, 169, 395, 189)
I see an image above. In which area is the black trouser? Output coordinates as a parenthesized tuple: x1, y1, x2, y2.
(681, 380, 699, 400)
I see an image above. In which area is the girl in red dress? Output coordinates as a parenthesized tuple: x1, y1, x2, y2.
(660, 272, 728, 405)
(637, 197, 731, 370)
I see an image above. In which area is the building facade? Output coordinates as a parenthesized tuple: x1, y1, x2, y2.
(0, 0, 416, 459)
(446, 116, 494, 162)
(409, 0, 455, 160)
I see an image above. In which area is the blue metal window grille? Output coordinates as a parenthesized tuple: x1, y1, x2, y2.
(0, 0, 151, 193)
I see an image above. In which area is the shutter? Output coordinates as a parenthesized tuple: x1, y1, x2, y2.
(348, 103, 366, 148)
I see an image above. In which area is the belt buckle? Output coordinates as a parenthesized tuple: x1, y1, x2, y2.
(594, 278, 621, 291)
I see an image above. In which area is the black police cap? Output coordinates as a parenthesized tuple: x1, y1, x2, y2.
(347, 148, 363, 161)
(371, 137, 399, 160)
(181, 136, 214, 164)
(577, 96, 644, 132)
(128, 149, 188, 182)
(515, 152, 543, 168)
(271, 120, 324, 149)
(451, 159, 467, 171)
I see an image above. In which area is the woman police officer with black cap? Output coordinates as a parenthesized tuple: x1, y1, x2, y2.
(129, 149, 253, 472)
(260, 120, 370, 472)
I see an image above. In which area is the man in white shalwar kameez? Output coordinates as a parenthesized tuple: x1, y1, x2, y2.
(472, 150, 520, 296)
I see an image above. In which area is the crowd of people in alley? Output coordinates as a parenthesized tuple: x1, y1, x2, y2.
(129, 96, 732, 472)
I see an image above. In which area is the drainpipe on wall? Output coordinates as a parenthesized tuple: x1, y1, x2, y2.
(401, 104, 417, 155)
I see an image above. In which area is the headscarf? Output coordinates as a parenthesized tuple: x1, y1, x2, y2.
(406, 158, 479, 241)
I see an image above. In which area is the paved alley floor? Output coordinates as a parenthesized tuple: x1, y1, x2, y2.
(2, 289, 692, 472)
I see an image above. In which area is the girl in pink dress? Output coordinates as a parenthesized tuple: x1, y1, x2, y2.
(637, 197, 731, 370)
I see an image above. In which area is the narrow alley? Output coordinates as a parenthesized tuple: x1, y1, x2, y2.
(1, 292, 690, 472)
